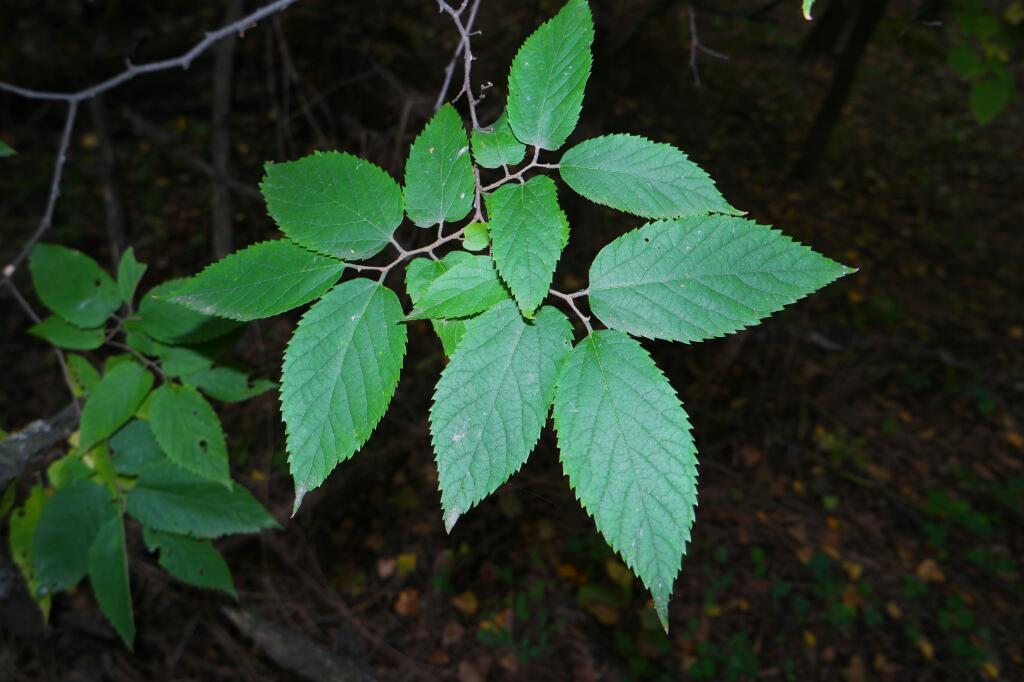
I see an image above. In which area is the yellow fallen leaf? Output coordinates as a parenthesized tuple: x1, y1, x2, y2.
(804, 630, 817, 647)
(605, 559, 634, 590)
(916, 636, 935, 660)
(981, 661, 1000, 679)
(1005, 431, 1024, 450)
(916, 558, 945, 583)
(885, 601, 902, 620)
(842, 561, 863, 580)
(452, 591, 479, 616)
(394, 589, 419, 616)
(582, 600, 620, 625)
(396, 552, 417, 577)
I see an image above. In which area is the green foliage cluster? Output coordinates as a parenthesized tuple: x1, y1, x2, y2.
(167, 0, 850, 630)
(10, 245, 277, 647)
(948, 0, 1020, 124)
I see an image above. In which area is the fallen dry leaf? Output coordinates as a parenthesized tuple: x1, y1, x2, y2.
(394, 589, 419, 616)
(452, 591, 479, 616)
(916, 558, 945, 583)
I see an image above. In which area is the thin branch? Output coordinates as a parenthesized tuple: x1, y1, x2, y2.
(0, 0, 300, 103)
(436, 0, 484, 129)
(3, 101, 78, 277)
(0, 0, 298, 281)
(0, 0, 296, 415)
(687, 5, 729, 88)
(549, 288, 593, 333)
(479, 146, 553, 192)
(3, 278, 80, 413)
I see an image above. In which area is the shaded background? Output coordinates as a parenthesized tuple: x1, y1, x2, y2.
(1, 0, 1021, 679)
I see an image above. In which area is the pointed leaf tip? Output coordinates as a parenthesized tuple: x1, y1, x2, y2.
(292, 485, 307, 517)
(444, 507, 461, 534)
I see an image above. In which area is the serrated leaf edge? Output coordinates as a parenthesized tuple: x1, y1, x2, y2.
(587, 217, 855, 344)
(559, 133, 745, 219)
(552, 333, 699, 631)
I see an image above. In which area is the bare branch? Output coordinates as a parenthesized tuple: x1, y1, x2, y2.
(436, 0, 484, 130)
(549, 288, 593, 333)
(687, 6, 729, 88)
(0, 0, 298, 281)
(0, 0, 300, 104)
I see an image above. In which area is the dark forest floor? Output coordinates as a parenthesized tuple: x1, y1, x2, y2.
(1, 1, 1021, 680)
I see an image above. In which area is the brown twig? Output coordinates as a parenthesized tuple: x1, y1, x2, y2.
(687, 5, 729, 88)
(436, 0, 484, 130)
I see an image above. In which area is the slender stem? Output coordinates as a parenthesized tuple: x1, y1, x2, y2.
(436, 0, 484, 129)
(479, 146, 556, 192)
(549, 288, 593, 333)
(0, 0, 300, 103)
(3, 278, 80, 412)
(108, 341, 167, 380)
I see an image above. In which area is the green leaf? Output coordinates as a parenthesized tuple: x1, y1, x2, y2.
(282, 279, 407, 505)
(31, 479, 116, 594)
(462, 222, 490, 252)
(560, 135, 738, 219)
(149, 384, 229, 485)
(183, 366, 275, 403)
(79, 361, 154, 451)
(431, 301, 573, 529)
(406, 252, 508, 320)
(970, 66, 1013, 124)
(46, 452, 92, 489)
(507, 0, 594, 150)
(138, 280, 241, 345)
(126, 461, 278, 538)
(0, 139, 14, 157)
(486, 175, 569, 316)
(552, 331, 697, 630)
(403, 104, 475, 227)
(588, 216, 852, 343)
(8, 485, 51, 619)
(28, 244, 120, 328)
(172, 240, 346, 321)
(261, 151, 404, 260)
(803, 0, 816, 20)
(109, 420, 165, 475)
(143, 528, 236, 597)
(116, 247, 147, 305)
(88, 514, 134, 647)
(66, 354, 101, 396)
(471, 112, 527, 169)
(949, 44, 984, 79)
(158, 345, 215, 377)
(406, 256, 468, 355)
(28, 316, 105, 350)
